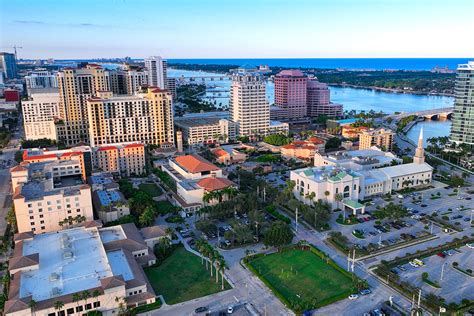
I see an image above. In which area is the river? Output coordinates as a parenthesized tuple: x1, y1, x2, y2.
(168, 68, 453, 142)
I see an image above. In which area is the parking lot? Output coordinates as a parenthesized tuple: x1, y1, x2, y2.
(393, 245, 474, 304)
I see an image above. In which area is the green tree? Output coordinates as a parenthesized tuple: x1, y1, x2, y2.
(325, 137, 342, 150)
(263, 133, 290, 146)
(54, 301, 64, 312)
(263, 221, 294, 248)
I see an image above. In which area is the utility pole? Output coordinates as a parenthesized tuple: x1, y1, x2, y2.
(430, 221, 433, 234)
(347, 251, 351, 271)
(263, 187, 266, 202)
(351, 249, 356, 272)
(417, 289, 421, 309)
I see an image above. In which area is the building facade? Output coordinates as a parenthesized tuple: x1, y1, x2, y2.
(22, 91, 60, 141)
(450, 61, 474, 146)
(145, 56, 167, 89)
(11, 160, 94, 234)
(25, 71, 58, 91)
(359, 128, 395, 151)
(87, 88, 174, 147)
(274, 70, 308, 120)
(174, 112, 236, 145)
(0, 52, 17, 79)
(229, 67, 270, 137)
(93, 143, 146, 177)
(306, 80, 343, 117)
(57, 64, 110, 145)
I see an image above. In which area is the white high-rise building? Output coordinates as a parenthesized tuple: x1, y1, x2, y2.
(450, 61, 474, 146)
(22, 91, 60, 140)
(229, 67, 270, 137)
(145, 56, 167, 89)
(25, 71, 58, 91)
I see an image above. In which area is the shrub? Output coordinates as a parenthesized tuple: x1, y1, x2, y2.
(452, 262, 459, 267)
(421, 272, 428, 280)
(466, 269, 472, 274)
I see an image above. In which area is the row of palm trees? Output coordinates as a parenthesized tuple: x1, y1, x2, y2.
(202, 186, 239, 205)
(58, 215, 87, 229)
(195, 239, 228, 290)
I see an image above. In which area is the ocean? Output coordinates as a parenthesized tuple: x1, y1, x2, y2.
(167, 58, 473, 71)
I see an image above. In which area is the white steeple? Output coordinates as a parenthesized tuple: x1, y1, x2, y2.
(413, 127, 425, 164)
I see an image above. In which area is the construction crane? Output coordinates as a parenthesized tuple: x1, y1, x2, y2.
(12, 45, 23, 59)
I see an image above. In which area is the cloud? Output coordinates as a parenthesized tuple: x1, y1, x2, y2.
(13, 20, 112, 28)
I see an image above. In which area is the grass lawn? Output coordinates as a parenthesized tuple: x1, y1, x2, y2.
(139, 183, 163, 197)
(248, 249, 354, 312)
(144, 246, 231, 304)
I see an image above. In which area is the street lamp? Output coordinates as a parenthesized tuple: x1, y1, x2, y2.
(440, 262, 447, 281)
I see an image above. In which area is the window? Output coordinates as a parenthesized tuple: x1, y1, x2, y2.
(93, 301, 100, 308)
(85, 303, 92, 310)
(67, 308, 74, 315)
(30, 222, 35, 226)
(30, 216, 34, 219)
(75, 306, 84, 313)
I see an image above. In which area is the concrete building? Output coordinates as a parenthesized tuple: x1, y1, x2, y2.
(0, 52, 17, 79)
(450, 61, 474, 146)
(359, 128, 395, 151)
(174, 112, 236, 145)
(306, 80, 343, 117)
(145, 56, 167, 89)
(212, 145, 248, 165)
(11, 160, 94, 234)
(57, 64, 110, 145)
(230, 67, 270, 137)
(293, 129, 433, 213)
(161, 154, 233, 211)
(341, 125, 370, 139)
(166, 77, 177, 99)
(86, 88, 174, 147)
(93, 142, 146, 177)
(25, 71, 58, 92)
(274, 70, 308, 120)
(281, 137, 326, 161)
(22, 91, 60, 141)
(5, 223, 157, 316)
(90, 173, 130, 223)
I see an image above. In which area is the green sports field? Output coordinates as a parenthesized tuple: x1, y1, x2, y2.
(248, 248, 354, 311)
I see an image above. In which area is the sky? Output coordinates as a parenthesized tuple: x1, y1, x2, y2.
(1, 0, 473, 59)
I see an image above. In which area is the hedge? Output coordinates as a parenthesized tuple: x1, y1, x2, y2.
(265, 205, 291, 224)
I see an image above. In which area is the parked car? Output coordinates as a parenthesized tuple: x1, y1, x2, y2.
(398, 265, 407, 271)
(348, 294, 359, 300)
(360, 289, 372, 295)
(437, 252, 446, 258)
(466, 243, 474, 249)
(195, 307, 208, 313)
(227, 305, 234, 314)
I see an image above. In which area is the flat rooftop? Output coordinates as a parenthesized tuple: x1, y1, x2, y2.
(99, 226, 126, 243)
(174, 116, 225, 128)
(20, 227, 113, 301)
(107, 250, 134, 281)
(96, 190, 125, 207)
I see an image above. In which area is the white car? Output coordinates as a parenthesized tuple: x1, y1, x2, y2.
(466, 243, 474, 249)
(227, 305, 234, 314)
(409, 261, 419, 267)
(348, 294, 359, 300)
(397, 195, 404, 199)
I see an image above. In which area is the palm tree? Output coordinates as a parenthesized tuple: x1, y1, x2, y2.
(207, 245, 215, 277)
(334, 193, 344, 211)
(92, 289, 101, 309)
(28, 299, 37, 316)
(54, 301, 64, 313)
(72, 293, 81, 310)
(324, 190, 330, 202)
(203, 191, 215, 205)
(81, 290, 91, 307)
(218, 256, 228, 290)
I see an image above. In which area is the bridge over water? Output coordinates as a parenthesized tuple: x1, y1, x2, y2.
(386, 107, 454, 120)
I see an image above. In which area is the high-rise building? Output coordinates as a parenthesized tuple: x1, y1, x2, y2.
(57, 64, 110, 145)
(145, 56, 167, 89)
(359, 128, 395, 151)
(125, 65, 149, 94)
(274, 70, 308, 120)
(109, 71, 128, 95)
(87, 88, 174, 147)
(450, 61, 474, 146)
(230, 67, 269, 137)
(307, 80, 343, 117)
(0, 52, 18, 79)
(166, 77, 177, 99)
(25, 70, 58, 92)
(22, 91, 60, 141)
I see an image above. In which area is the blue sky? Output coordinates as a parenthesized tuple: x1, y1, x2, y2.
(1, 0, 473, 59)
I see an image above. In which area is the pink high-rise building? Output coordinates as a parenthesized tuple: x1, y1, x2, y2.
(274, 70, 308, 120)
(307, 80, 343, 117)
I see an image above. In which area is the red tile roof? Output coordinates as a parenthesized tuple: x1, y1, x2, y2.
(308, 137, 325, 145)
(175, 154, 219, 173)
(212, 148, 228, 158)
(197, 177, 233, 191)
(98, 146, 118, 151)
(124, 143, 144, 149)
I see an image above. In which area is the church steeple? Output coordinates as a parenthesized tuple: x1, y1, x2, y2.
(413, 127, 425, 164)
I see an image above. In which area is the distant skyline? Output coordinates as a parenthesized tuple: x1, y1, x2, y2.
(1, 0, 473, 59)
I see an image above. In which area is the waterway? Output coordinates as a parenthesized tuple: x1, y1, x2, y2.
(168, 68, 453, 141)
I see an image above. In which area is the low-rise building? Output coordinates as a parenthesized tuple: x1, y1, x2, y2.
(140, 225, 170, 249)
(174, 112, 236, 145)
(292, 130, 433, 213)
(5, 223, 157, 316)
(359, 128, 395, 151)
(341, 125, 370, 139)
(160, 154, 234, 211)
(281, 137, 326, 161)
(212, 145, 247, 165)
(89, 173, 130, 223)
(11, 160, 94, 234)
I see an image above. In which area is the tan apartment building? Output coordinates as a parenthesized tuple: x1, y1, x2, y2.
(11, 160, 94, 234)
(174, 112, 236, 145)
(359, 128, 395, 151)
(230, 67, 270, 137)
(57, 64, 110, 145)
(87, 88, 174, 147)
(22, 90, 60, 141)
(94, 142, 146, 177)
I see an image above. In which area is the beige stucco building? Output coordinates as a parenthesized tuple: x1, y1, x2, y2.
(94, 142, 146, 177)
(22, 91, 60, 141)
(359, 128, 395, 151)
(87, 88, 174, 147)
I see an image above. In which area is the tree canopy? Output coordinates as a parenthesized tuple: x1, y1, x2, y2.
(263, 221, 294, 248)
(263, 133, 290, 146)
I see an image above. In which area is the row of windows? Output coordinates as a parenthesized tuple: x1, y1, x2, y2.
(27, 198, 80, 208)
(47, 301, 100, 316)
